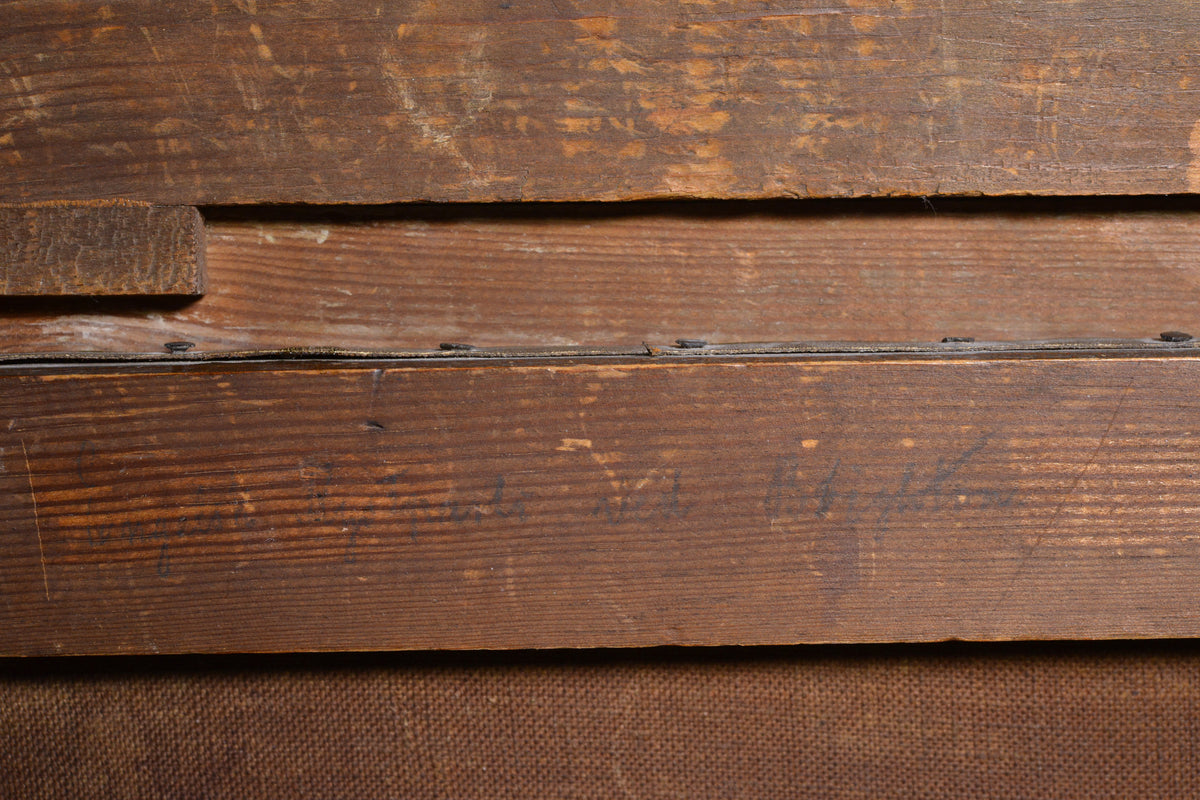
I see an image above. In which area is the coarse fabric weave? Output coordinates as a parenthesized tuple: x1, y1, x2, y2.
(3, 643, 1197, 799)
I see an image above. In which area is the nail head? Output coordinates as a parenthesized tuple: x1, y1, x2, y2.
(675, 338, 708, 349)
(1160, 331, 1193, 343)
(164, 341, 194, 353)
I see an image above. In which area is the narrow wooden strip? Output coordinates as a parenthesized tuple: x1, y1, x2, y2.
(2, 0, 1199, 203)
(3, 352, 1200, 654)
(4, 204, 1199, 352)
(0, 202, 205, 296)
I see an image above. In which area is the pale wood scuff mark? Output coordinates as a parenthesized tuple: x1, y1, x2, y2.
(1188, 119, 1200, 192)
(20, 439, 50, 602)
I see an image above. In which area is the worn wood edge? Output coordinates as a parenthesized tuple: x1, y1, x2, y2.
(0, 203, 206, 297)
(0, 200, 157, 209)
(187, 206, 208, 296)
(5, 350, 1200, 654)
(0, 337, 1193, 365)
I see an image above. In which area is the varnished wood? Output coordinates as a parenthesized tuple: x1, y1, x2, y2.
(3, 1, 1199, 203)
(0, 202, 205, 296)
(4, 202, 1199, 352)
(5, 350, 1200, 655)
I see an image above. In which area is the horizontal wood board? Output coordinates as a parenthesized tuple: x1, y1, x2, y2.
(0, 203, 205, 296)
(5, 351, 1200, 654)
(5, 203, 1200, 352)
(3, 1, 1200, 203)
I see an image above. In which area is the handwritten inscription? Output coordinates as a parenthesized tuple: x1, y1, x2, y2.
(83, 496, 257, 578)
(81, 446, 532, 571)
(592, 468, 689, 525)
(382, 472, 527, 529)
(766, 435, 1016, 531)
(763, 435, 1019, 597)
(72, 435, 1019, 581)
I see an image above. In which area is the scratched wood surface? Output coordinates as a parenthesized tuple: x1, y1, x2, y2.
(3, 1, 1200, 204)
(0, 202, 205, 296)
(4, 201, 1200, 352)
(5, 351, 1200, 655)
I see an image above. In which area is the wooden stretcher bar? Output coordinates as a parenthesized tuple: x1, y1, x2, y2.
(4, 200, 1199, 350)
(4, 345, 1200, 654)
(3, 0, 1199, 203)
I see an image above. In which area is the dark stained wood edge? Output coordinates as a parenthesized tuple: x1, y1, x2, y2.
(4, 351, 1200, 654)
(0, 202, 205, 296)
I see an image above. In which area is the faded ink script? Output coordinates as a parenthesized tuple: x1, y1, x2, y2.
(72, 434, 1016, 577)
(762, 434, 1018, 597)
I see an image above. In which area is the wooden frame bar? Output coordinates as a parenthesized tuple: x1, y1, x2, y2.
(6, 201, 1200, 352)
(3, 1, 1198, 203)
(5, 347, 1200, 654)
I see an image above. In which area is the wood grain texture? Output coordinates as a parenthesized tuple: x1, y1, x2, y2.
(5, 351, 1200, 655)
(3, 1, 1199, 203)
(4, 202, 1199, 352)
(0, 202, 205, 296)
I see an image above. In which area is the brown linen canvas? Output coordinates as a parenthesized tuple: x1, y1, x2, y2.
(3, 643, 1197, 799)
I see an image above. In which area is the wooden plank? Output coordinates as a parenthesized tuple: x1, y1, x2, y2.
(4, 202, 1200, 352)
(2, 1, 1199, 204)
(0, 202, 205, 296)
(5, 349, 1200, 655)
